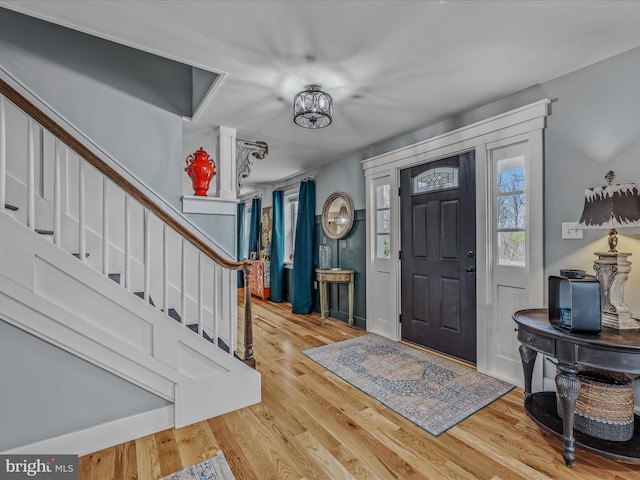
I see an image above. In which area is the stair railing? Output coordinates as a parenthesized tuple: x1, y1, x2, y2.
(0, 78, 255, 368)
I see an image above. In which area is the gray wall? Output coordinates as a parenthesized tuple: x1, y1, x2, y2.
(0, 319, 170, 451)
(312, 45, 640, 321)
(543, 46, 640, 313)
(314, 153, 367, 213)
(0, 9, 184, 212)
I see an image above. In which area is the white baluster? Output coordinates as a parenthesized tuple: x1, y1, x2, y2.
(0, 96, 6, 211)
(163, 223, 168, 313)
(38, 126, 44, 197)
(212, 262, 219, 347)
(222, 267, 233, 354)
(143, 208, 150, 302)
(53, 140, 61, 246)
(198, 252, 203, 336)
(27, 119, 35, 229)
(102, 177, 109, 274)
(78, 158, 86, 261)
(180, 238, 186, 325)
(124, 193, 131, 291)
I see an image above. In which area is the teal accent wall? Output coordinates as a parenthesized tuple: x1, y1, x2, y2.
(312, 210, 367, 329)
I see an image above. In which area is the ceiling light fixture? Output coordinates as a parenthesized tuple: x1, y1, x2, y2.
(293, 84, 333, 129)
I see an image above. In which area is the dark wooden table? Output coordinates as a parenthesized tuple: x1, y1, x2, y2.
(513, 308, 640, 467)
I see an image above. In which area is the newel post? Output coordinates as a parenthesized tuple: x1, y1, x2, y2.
(242, 261, 255, 368)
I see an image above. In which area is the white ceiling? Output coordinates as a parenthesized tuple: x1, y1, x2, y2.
(3, 0, 640, 187)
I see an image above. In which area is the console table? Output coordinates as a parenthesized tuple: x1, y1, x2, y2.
(316, 269, 354, 326)
(513, 308, 640, 467)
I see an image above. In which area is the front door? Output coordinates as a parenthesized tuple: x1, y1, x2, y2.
(400, 152, 476, 363)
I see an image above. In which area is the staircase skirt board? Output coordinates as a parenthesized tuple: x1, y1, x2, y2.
(2, 406, 174, 456)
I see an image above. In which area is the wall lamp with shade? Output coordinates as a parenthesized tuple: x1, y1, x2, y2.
(574, 171, 640, 329)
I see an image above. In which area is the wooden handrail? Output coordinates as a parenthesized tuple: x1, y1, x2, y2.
(0, 77, 255, 367)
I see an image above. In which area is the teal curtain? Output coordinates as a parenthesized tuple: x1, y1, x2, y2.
(292, 179, 316, 314)
(236, 202, 245, 288)
(270, 190, 285, 302)
(248, 197, 261, 259)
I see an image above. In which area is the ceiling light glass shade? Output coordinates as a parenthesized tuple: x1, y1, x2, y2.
(335, 201, 349, 225)
(293, 84, 333, 128)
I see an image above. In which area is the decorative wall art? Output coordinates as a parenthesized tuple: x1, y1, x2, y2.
(261, 206, 273, 260)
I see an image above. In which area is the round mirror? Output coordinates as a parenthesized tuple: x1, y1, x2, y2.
(321, 192, 354, 240)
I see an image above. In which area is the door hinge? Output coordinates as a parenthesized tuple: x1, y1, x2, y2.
(398, 187, 401, 197)
(399, 314, 402, 324)
(398, 250, 402, 260)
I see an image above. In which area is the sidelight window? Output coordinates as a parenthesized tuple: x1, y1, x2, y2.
(496, 153, 525, 266)
(376, 184, 391, 258)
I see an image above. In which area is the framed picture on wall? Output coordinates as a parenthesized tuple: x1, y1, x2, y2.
(262, 206, 273, 257)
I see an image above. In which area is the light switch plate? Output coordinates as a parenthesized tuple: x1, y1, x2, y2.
(562, 222, 583, 239)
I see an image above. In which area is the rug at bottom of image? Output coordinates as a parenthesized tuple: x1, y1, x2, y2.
(160, 451, 235, 480)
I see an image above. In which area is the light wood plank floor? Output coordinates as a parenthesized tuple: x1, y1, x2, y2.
(79, 295, 640, 479)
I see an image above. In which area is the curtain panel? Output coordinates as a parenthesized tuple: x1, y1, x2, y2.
(248, 197, 262, 259)
(236, 202, 245, 288)
(292, 180, 316, 314)
(270, 190, 285, 302)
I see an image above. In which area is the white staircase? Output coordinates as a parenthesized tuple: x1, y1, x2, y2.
(0, 76, 260, 455)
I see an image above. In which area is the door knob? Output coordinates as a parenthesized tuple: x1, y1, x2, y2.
(466, 250, 475, 258)
(465, 266, 475, 273)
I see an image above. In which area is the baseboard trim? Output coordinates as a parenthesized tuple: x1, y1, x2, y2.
(2, 405, 174, 456)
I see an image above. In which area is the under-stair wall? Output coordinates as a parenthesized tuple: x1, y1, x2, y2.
(0, 61, 259, 454)
(0, 319, 172, 452)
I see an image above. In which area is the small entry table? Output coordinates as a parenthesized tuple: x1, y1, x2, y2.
(316, 269, 354, 326)
(513, 308, 640, 467)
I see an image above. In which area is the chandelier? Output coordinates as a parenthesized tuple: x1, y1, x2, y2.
(293, 84, 333, 128)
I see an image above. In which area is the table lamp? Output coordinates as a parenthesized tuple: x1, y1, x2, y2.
(574, 171, 640, 329)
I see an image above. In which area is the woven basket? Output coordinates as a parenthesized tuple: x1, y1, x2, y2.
(557, 367, 634, 442)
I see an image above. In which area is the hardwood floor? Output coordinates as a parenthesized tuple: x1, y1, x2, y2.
(79, 296, 640, 479)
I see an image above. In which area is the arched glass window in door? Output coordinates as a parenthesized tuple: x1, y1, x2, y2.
(412, 166, 458, 194)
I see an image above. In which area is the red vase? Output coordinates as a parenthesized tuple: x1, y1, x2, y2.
(185, 147, 216, 196)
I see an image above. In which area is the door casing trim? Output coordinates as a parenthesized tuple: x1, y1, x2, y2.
(362, 99, 549, 384)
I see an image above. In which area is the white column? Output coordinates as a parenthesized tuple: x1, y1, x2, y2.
(216, 126, 237, 200)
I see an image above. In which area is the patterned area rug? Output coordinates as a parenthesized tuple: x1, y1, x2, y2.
(302, 334, 514, 436)
(160, 452, 235, 480)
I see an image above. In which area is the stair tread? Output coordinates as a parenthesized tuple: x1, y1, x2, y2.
(134, 291, 155, 307)
(168, 308, 181, 323)
(4, 203, 18, 211)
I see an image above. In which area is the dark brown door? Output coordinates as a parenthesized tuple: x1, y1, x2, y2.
(400, 152, 476, 363)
